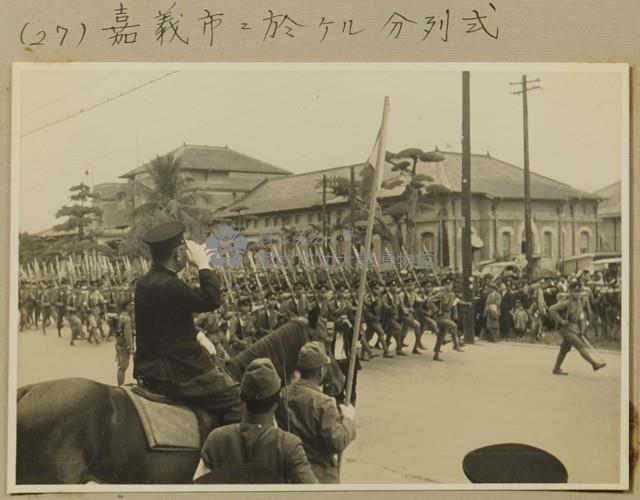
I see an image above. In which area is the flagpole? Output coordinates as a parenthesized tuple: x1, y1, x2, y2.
(344, 96, 390, 406)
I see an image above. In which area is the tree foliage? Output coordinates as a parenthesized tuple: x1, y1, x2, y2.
(54, 183, 102, 237)
(121, 153, 215, 257)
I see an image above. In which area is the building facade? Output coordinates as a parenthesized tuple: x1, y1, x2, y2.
(93, 144, 292, 241)
(593, 180, 622, 253)
(217, 151, 603, 271)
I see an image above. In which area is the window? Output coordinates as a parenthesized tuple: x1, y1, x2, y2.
(422, 232, 435, 251)
(337, 209, 344, 224)
(116, 193, 127, 210)
(580, 231, 590, 254)
(501, 232, 512, 257)
(283, 215, 292, 226)
(294, 214, 301, 224)
(307, 213, 313, 224)
(543, 231, 553, 257)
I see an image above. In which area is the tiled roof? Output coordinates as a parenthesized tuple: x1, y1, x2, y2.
(120, 144, 291, 178)
(217, 151, 598, 216)
(593, 180, 621, 217)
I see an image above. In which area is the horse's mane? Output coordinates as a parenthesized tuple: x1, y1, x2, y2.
(225, 321, 309, 383)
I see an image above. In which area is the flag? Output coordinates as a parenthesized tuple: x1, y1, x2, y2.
(357, 130, 383, 202)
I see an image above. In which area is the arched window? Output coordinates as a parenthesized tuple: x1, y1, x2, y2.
(580, 231, 590, 254)
(501, 231, 512, 257)
(422, 232, 435, 252)
(543, 231, 553, 257)
(116, 193, 127, 210)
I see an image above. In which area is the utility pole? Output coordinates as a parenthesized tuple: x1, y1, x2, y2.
(350, 165, 356, 267)
(510, 75, 542, 277)
(461, 71, 474, 344)
(322, 174, 328, 260)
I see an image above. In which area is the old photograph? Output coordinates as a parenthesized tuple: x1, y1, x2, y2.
(8, 63, 629, 492)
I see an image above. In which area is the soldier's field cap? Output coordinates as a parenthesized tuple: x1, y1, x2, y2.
(298, 341, 331, 370)
(241, 358, 281, 400)
(143, 221, 186, 252)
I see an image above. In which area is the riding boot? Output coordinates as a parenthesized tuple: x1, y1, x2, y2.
(576, 345, 606, 371)
(552, 349, 569, 375)
(452, 330, 464, 352)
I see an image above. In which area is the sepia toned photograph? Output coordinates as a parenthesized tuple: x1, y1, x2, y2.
(8, 63, 629, 492)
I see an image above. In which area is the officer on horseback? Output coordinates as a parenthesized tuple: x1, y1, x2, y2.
(133, 221, 242, 424)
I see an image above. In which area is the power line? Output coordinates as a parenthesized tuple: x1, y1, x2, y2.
(21, 70, 179, 138)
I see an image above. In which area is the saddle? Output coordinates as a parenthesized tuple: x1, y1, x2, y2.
(122, 384, 221, 452)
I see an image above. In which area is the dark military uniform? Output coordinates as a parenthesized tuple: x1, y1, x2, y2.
(549, 283, 605, 374)
(131, 220, 241, 421)
(134, 264, 241, 422)
(116, 308, 134, 385)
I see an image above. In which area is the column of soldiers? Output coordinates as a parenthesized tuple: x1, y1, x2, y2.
(17, 256, 621, 385)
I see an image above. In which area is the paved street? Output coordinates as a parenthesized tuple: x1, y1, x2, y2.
(16, 326, 622, 485)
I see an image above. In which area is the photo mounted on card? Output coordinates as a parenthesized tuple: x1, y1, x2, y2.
(7, 62, 630, 493)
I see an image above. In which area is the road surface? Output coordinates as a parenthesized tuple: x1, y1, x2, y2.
(15, 326, 623, 485)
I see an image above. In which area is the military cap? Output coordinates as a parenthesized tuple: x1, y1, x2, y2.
(298, 340, 331, 370)
(143, 221, 186, 252)
(241, 358, 281, 400)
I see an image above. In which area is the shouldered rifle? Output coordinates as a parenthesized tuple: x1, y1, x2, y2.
(347, 245, 376, 299)
(421, 244, 441, 286)
(247, 251, 270, 322)
(295, 244, 320, 304)
(272, 244, 299, 311)
(370, 252, 393, 301)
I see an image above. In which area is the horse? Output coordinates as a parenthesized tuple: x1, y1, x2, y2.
(15, 319, 345, 484)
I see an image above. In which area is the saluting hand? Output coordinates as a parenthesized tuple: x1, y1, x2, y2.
(185, 240, 214, 270)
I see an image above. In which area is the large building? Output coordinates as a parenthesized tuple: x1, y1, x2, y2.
(217, 150, 605, 271)
(593, 180, 622, 253)
(93, 144, 292, 241)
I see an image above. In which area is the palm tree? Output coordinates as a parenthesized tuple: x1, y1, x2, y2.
(121, 153, 214, 256)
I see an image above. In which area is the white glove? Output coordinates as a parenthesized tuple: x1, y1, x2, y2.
(186, 240, 213, 270)
(340, 403, 356, 421)
(196, 331, 217, 355)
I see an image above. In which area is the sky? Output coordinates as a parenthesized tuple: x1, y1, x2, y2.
(16, 63, 626, 233)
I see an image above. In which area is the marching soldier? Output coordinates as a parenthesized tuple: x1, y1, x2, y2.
(549, 280, 606, 375)
(381, 282, 404, 356)
(66, 287, 85, 346)
(39, 282, 53, 335)
(254, 291, 282, 339)
(115, 298, 134, 386)
(86, 283, 104, 345)
(413, 281, 439, 352)
(364, 282, 392, 358)
(433, 277, 466, 355)
(227, 297, 257, 356)
(54, 280, 70, 337)
(398, 281, 422, 355)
